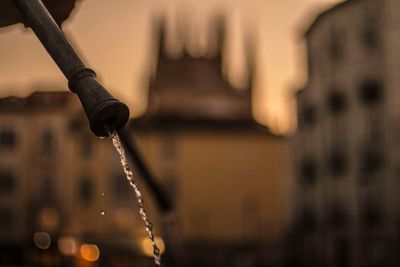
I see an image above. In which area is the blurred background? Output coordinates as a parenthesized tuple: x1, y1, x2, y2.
(1, 0, 398, 266)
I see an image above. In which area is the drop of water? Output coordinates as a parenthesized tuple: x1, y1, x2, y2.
(100, 210, 107, 216)
(101, 192, 105, 196)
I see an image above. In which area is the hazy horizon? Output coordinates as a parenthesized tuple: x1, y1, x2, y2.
(0, 0, 344, 134)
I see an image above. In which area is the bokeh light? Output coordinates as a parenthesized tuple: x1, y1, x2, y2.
(37, 207, 59, 232)
(33, 232, 51, 250)
(140, 236, 165, 257)
(80, 244, 100, 262)
(58, 236, 78, 256)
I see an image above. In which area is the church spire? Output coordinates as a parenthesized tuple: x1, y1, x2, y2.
(153, 15, 167, 60)
(244, 29, 257, 93)
(214, 14, 226, 61)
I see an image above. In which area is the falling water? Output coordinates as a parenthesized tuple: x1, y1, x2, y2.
(109, 129, 162, 265)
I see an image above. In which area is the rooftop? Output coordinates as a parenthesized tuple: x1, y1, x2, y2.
(0, 91, 76, 112)
(305, 0, 361, 37)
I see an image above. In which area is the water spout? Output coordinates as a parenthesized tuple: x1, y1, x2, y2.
(12, 0, 129, 137)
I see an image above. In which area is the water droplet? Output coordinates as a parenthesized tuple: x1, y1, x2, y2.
(100, 210, 107, 216)
(101, 192, 105, 196)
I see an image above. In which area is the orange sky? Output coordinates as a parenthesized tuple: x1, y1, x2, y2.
(0, 0, 343, 134)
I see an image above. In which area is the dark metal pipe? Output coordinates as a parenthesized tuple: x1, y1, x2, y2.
(119, 129, 173, 213)
(13, 0, 129, 137)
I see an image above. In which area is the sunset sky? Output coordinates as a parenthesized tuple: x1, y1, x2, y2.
(0, 0, 343, 134)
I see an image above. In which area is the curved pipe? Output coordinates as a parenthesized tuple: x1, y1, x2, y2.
(13, 0, 129, 137)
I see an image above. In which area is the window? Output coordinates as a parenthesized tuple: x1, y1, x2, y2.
(300, 104, 317, 128)
(335, 237, 351, 267)
(359, 80, 383, 105)
(361, 16, 380, 49)
(328, 90, 347, 114)
(360, 148, 384, 175)
(300, 159, 317, 186)
(329, 27, 343, 61)
(81, 135, 92, 160)
(40, 175, 54, 202)
(68, 118, 84, 132)
(362, 28, 378, 49)
(298, 205, 316, 233)
(79, 176, 93, 204)
(328, 151, 347, 176)
(0, 170, 14, 193)
(328, 203, 348, 229)
(361, 201, 383, 228)
(41, 129, 55, 154)
(0, 207, 12, 227)
(0, 129, 16, 150)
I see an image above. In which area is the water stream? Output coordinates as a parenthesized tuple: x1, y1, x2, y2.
(109, 129, 162, 265)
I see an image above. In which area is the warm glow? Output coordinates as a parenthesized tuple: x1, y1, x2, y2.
(58, 236, 78, 256)
(37, 207, 59, 231)
(0, 0, 345, 136)
(33, 232, 51, 249)
(140, 236, 165, 257)
(114, 209, 132, 229)
(80, 244, 100, 262)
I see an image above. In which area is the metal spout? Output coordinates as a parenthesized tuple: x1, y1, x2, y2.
(13, 0, 129, 137)
(69, 68, 129, 137)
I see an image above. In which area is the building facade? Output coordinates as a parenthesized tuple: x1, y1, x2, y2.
(128, 18, 290, 267)
(0, 91, 151, 266)
(0, 16, 290, 267)
(292, 0, 400, 266)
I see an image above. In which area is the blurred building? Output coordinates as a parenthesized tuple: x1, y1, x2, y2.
(291, 0, 400, 266)
(0, 91, 153, 266)
(129, 19, 290, 267)
(0, 17, 290, 267)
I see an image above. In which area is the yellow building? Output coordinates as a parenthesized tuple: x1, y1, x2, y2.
(0, 89, 289, 266)
(123, 19, 291, 266)
(0, 19, 290, 267)
(0, 91, 147, 265)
